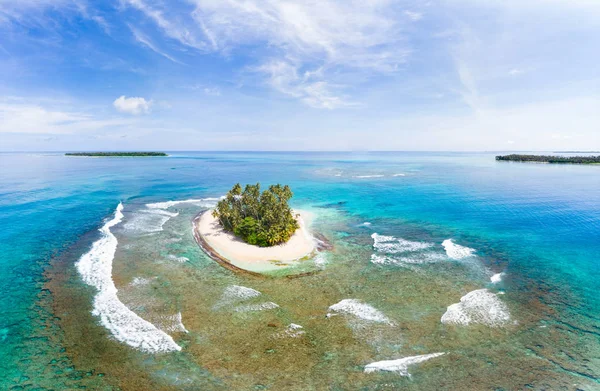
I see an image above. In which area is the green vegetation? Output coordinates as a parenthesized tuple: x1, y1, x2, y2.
(496, 154, 600, 164)
(65, 152, 167, 157)
(213, 183, 299, 247)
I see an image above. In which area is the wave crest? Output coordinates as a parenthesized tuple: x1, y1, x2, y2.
(364, 352, 446, 377)
(442, 239, 476, 259)
(328, 299, 393, 325)
(76, 203, 181, 353)
(441, 289, 510, 327)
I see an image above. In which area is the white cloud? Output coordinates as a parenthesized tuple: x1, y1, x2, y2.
(124, 0, 410, 108)
(203, 87, 221, 96)
(123, 0, 208, 50)
(258, 60, 355, 109)
(113, 95, 152, 115)
(0, 98, 134, 134)
(404, 10, 423, 21)
(0, 0, 110, 32)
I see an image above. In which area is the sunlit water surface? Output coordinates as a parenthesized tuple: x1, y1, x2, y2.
(0, 152, 598, 390)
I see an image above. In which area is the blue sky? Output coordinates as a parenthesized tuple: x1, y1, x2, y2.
(0, 0, 599, 151)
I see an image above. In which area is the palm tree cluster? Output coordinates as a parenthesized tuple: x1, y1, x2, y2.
(212, 183, 300, 247)
(496, 154, 600, 164)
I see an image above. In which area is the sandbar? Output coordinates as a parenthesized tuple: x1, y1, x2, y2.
(194, 209, 315, 272)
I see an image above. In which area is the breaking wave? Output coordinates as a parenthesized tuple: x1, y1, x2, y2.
(234, 302, 279, 312)
(372, 233, 434, 253)
(167, 255, 189, 263)
(273, 323, 305, 339)
(364, 352, 446, 377)
(370, 233, 445, 268)
(327, 299, 394, 325)
(214, 285, 278, 312)
(441, 289, 510, 327)
(146, 198, 221, 210)
(313, 252, 327, 268)
(76, 203, 181, 353)
(370, 253, 447, 266)
(124, 198, 221, 233)
(123, 209, 178, 233)
(490, 272, 504, 284)
(442, 239, 476, 259)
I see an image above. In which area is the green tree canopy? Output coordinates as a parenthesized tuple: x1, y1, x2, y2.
(212, 183, 299, 247)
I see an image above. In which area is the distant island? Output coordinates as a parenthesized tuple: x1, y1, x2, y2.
(496, 154, 600, 164)
(65, 152, 167, 157)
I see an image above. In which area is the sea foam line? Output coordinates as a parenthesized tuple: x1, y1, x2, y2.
(76, 203, 181, 353)
(372, 233, 434, 254)
(364, 352, 445, 377)
(146, 198, 221, 210)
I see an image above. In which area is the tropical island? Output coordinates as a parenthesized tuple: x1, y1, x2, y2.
(194, 183, 317, 273)
(65, 152, 168, 157)
(496, 154, 600, 164)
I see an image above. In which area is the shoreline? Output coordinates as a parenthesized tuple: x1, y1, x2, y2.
(193, 209, 317, 273)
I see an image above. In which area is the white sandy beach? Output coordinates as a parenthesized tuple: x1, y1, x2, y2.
(195, 209, 315, 267)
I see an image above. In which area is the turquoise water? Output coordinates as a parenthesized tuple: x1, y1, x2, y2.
(0, 152, 599, 390)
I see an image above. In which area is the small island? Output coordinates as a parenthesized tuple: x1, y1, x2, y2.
(65, 152, 168, 157)
(496, 154, 600, 164)
(194, 183, 316, 273)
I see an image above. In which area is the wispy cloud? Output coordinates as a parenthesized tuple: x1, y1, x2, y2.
(404, 10, 423, 21)
(123, 0, 208, 50)
(128, 25, 184, 64)
(123, 0, 410, 108)
(0, 97, 135, 134)
(203, 87, 221, 96)
(259, 60, 355, 109)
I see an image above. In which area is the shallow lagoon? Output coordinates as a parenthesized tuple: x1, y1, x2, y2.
(1, 152, 599, 390)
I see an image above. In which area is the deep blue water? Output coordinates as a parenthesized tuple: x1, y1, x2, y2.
(1, 151, 599, 389)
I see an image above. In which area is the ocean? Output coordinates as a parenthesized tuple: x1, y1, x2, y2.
(0, 151, 598, 390)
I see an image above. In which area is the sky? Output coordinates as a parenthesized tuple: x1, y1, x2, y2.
(0, 0, 599, 151)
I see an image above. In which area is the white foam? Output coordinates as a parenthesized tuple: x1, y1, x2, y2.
(364, 353, 445, 377)
(76, 203, 181, 353)
(213, 285, 262, 310)
(370, 253, 446, 266)
(328, 299, 394, 325)
(130, 277, 154, 287)
(234, 302, 279, 312)
(168, 255, 189, 263)
(392, 173, 406, 177)
(157, 312, 189, 334)
(122, 208, 179, 233)
(490, 273, 504, 284)
(314, 252, 327, 268)
(222, 285, 262, 301)
(274, 323, 305, 338)
(372, 233, 434, 254)
(361, 222, 372, 226)
(354, 175, 385, 178)
(441, 289, 510, 327)
(442, 239, 476, 259)
(146, 198, 221, 210)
